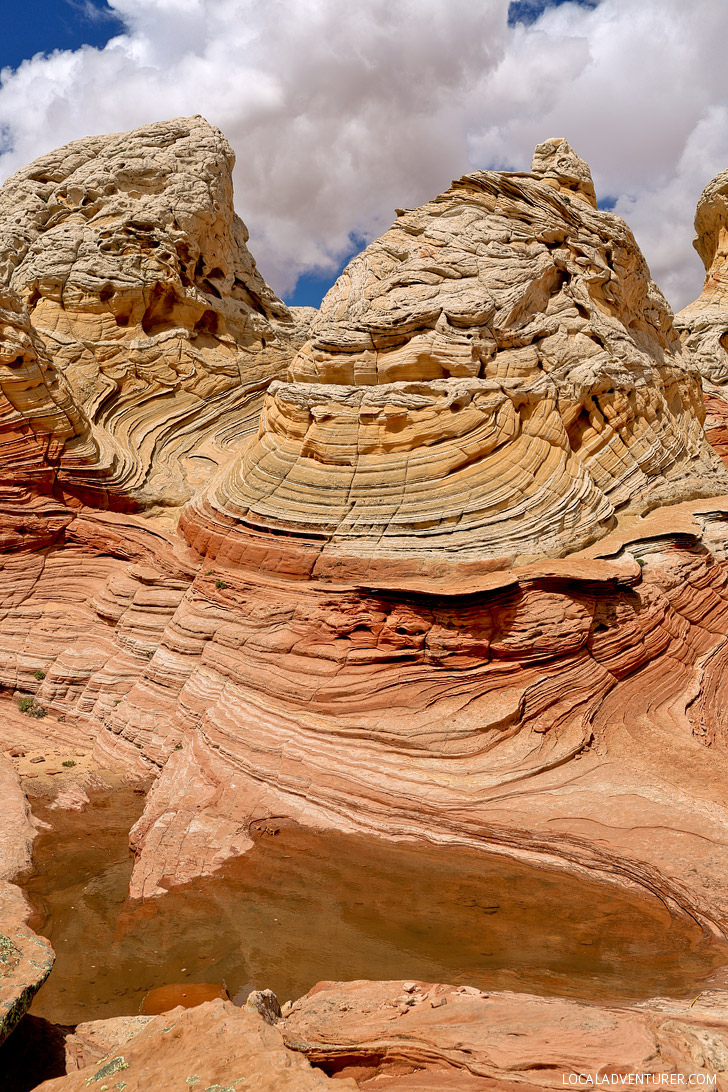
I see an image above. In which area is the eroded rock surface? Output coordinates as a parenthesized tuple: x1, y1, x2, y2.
(283, 980, 728, 1089)
(182, 137, 726, 575)
(33, 999, 357, 1091)
(0, 116, 309, 513)
(677, 167, 728, 469)
(0, 756, 54, 1048)
(1, 126, 728, 1010)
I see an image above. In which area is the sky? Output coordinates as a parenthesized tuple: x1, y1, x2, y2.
(0, 0, 726, 310)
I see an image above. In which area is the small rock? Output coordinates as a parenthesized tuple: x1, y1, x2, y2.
(402, 981, 418, 993)
(431, 997, 448, 1008)
(29, 757, 45, 764)
(245, 989, 282, 1026)
(456, 986, 487, 998)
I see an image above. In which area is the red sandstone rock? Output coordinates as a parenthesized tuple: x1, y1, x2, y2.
(1, 122, 728, 1007)
(33, 999, 357, 1091)
(282, 980, 728, 1089)
(0, 756, 54, 1047)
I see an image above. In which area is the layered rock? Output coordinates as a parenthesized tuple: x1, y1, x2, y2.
(0, 756, 54, 1048)
(677, 167, 728, 467)
(284, 980, 728, 1089)
(33, 999, 356, 1092)
(111, 141, 728, 930)
(15, 983, 728, 1089)
(0, 286, 119, 552)
(182, 138, 726, 575)
(120, 502, 728, 931)
(2, 127, 728, 1005)
(0, 116, 309, 512)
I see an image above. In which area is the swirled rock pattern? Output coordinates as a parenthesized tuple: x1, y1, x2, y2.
(0, 116, 310, 513)
(182, 138, 727, 575)
(2, 126, 728, 1035)
(677, 166, 728, 471)
(283, 980, 728, 1089)
(0, 286, 122, 553)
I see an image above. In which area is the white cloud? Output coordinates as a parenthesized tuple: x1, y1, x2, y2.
(0, 0, 726, 306)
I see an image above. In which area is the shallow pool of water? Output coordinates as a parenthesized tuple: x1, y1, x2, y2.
(22, 788, 728, 1024)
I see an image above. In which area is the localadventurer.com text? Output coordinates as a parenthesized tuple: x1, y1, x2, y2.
(563, 1076, 717, 1086)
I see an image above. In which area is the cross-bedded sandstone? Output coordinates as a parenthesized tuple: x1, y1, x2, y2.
(182, 139, 727, 574)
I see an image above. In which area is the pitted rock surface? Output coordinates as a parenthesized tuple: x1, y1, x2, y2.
(0, 115, 310, 511)
(2, 125, 728, 976)
(182, 139, 727, 574)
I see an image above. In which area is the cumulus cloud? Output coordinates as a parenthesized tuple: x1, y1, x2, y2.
(0, 0, 726, 307)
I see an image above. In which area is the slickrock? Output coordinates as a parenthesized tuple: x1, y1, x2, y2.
(0, 286, 118, 551)
(677, 167, 728, 468)
(283, 979, 728, 1089)
(0, 116, 309, 512)
(182, 137, 726, 574)
(0, 755, 54, 1047)
(33, 998, 357, 1091)
(0, 511, 199, 748)
(123, 498, 728, 930)
(3, 124, 728, 1013)
(112, 142, 728, 929)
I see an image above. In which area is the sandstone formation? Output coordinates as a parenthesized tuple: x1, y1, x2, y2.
(3, 122, 728, 1090)
(0, 285, 117, 553)
(182, 137, 726, 575)
(677, 167, 728, 468)
(33, 999, 357, 1092)
(92, 139, 728, 937)
(283, 979, 728, 1089)
(0, 756, 53, 1047)
(13, 983, 728, 1090)
(0, 116, 309, 514)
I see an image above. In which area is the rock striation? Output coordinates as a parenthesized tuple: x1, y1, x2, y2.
(677, 166, 728, 468)
(15, 983, 728, 1089)
(182, 137, 726, 575)
(0, 116, 309, 513)
(283, 979, 728, 1089)
(108, 138, 728, 931)
(2, 123, 728, 1021)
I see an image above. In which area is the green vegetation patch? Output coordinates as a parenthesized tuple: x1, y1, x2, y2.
(0, 934, 21, 975)
(17, 697, 47, 718)
(86, 1057, 129, 1084)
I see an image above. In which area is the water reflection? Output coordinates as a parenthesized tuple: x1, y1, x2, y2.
(23, 788, 728, 1024)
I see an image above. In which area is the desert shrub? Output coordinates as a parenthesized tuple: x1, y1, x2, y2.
(215, 579, 227, 590)
(61, 760, 76, 768)
(34, 669, 46, 681)
(18, 697, 47, 718)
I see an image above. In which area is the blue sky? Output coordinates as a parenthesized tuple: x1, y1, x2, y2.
(1, 2, 123, 73)
(507, 0, 597, 25)
(0, 1, 724, 312)
(0, 0, 346, 307)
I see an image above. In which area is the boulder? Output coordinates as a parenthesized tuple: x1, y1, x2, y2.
(32, 999, 357, 1091)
